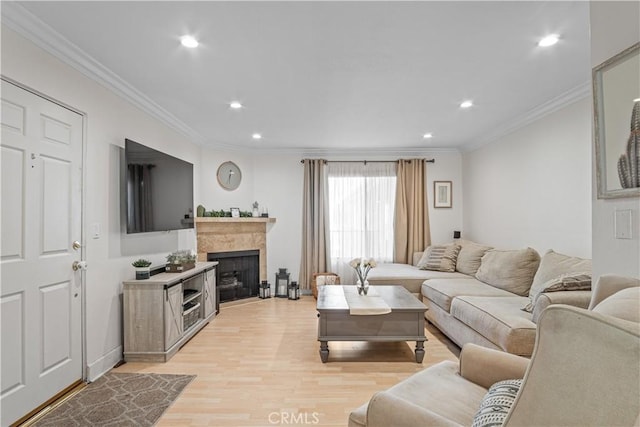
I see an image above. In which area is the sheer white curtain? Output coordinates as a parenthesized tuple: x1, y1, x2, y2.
(327, 162, 397, 282)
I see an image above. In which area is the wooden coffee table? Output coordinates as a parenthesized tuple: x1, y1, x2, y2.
(316, 285, 427, 363)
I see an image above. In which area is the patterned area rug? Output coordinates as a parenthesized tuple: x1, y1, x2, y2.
(32, 373, 194, 426)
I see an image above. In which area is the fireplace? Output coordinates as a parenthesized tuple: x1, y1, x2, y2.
(208, 250, 259, 302)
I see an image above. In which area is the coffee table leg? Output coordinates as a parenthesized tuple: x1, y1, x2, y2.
(319, 341, 329, 363)
(415, 340, 425, 363)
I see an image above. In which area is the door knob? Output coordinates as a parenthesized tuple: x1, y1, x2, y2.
(72, 241, 82, 250)
(72, 260, 88, 271)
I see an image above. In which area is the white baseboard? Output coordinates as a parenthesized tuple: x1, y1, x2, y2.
(86, 346, 122, 382)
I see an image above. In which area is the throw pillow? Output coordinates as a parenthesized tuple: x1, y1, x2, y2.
(471, 379, 523, 427)
(522, 272, 592, 313)
(455, 241, 493, 275)
(523, 250, 592, 312)
(417, 244, 461, 272)
(475, 248, 541, 296)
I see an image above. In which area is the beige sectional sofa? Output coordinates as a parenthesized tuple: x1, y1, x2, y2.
(348, 274, 640, 427)
(367, 241, 592, 356)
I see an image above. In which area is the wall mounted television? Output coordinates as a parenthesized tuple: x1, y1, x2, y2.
(125, 138, 194, 233)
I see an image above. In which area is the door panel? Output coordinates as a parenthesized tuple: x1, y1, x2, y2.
(1, 80, 83, 426)
(0, 292, 24, 395)
(41, 281, 72, 373)
(0, 146, 25, 260)
(41, 156, 71, 254)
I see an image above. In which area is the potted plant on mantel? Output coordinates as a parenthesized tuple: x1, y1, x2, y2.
(132, 259, 152, 280)
(165, 250, 196, 273)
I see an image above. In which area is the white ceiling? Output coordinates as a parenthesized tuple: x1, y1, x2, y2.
(8, 1, 591, 153)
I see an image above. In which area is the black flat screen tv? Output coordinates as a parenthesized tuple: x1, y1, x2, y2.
(125, 138, 194, 233)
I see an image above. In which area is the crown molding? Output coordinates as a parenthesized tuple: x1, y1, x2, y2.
(1, 2, 205, 144)
(200, 139, 461, 156)
(462, 81, 591, 152)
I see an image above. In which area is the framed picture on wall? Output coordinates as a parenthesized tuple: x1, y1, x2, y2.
(434, 181, 452, 208)
(593, 42, 640, 199)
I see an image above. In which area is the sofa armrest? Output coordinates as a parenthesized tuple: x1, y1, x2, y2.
(532, 290, 592, 324)
(366, 391, 461, 427)
(459, 344, 529, 389)
(588, 274, 640, 309)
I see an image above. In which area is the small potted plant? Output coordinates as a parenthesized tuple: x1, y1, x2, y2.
(132, 259, 152, 280)
(252, 201, 260, 217)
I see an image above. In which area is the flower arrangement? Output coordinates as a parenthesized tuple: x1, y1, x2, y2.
(349, 257, 377, 285)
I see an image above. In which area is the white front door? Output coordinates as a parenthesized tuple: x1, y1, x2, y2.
(1, 80, 84, 426)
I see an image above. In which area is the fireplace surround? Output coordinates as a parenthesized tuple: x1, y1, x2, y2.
(195, 217, 276, 301)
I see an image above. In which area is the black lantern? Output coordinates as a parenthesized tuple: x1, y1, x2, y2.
(259, 280, 271, 299)
(288, 281, 300, 300)
(275, 268, 290, 298)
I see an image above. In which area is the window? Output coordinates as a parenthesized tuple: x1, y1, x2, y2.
(327, 162, 396, 281)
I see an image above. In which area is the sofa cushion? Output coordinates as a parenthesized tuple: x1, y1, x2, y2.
(417, 244, 461, 272)
(348, 360, 489, 427)
(368, 263, 467, 294)
(523, 273, 592, 313)
(456, 241, 493, 276)
(475, 248, 540, 296)
(451, 296, 537, 355)
(472, 379, 523, 427)
(524, 250, 592, 311)
(592, 287, 640, 323)
(422, 278, 515, 312)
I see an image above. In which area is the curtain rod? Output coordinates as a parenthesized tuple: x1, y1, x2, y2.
(300, 159, 435, 164)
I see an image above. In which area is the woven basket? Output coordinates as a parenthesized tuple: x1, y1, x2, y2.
(311, 273, 340, 299)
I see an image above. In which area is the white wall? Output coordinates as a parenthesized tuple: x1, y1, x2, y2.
(462, 98, 592, 258)
(2, 27, 200, 380)
(590, 1, 640, 279)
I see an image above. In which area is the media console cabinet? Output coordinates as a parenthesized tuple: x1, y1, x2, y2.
(123, 261, 217, 362)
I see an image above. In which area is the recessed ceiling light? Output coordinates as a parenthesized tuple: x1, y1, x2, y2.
(423, 133, 433, 139)
(252, 133, 262, 140)
(180, 35, 199, 48)
(229, 101, 243, 109)
(460, 100, 473, 109)
(538, 34, 559, 47)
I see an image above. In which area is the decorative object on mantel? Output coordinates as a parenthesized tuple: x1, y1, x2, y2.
(288, 281, 300, 300)
(434, 180, 453, 208)
(593, 42, 640, 199)
(196, 204, 205, 217)
(165, 250, 196, 272)
(349, 258, 376, 295)
(259, 280, 271, 298)
(252, 201, 260, 217)
(261, 206, 269, 217)
(275, 268, 290, 298)
(199, 207, 256, 218)
(131, 259, 152, 280)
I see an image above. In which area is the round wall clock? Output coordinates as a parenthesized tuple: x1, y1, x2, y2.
(217, 161, 242, 191)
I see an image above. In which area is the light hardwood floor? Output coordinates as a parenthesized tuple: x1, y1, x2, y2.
(114, 296, 460, 426)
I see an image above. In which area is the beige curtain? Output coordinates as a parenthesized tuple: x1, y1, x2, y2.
(394, 159, 431, 263)
(299, 159, 331, 290)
